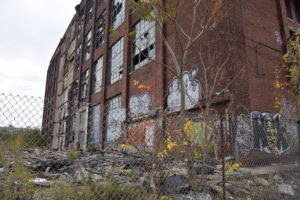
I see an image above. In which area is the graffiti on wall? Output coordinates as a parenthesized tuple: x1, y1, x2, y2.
(251, 111, 289, 155)
(129, 93, 151, 115)
(128, 122, 155, 147)
(106, 108, 126, 141)
(235, 114, 253, 155)
(167, 68, 201, 111)
(145, 124, 155, 147)
(235, 110, 300, 156)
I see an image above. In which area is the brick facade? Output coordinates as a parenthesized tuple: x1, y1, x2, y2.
(42, 0, 300, 161)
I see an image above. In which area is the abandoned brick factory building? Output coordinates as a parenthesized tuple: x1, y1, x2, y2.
(42, 0, 300, 161)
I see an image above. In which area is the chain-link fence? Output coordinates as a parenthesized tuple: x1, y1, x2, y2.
(0, 93, 299, 200)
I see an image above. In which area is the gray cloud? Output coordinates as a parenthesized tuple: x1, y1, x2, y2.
(0, 0, 80, 97)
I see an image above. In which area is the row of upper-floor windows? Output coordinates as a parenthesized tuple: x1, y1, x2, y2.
(77, 0, 125, 39)
(71, 18, 155, 104)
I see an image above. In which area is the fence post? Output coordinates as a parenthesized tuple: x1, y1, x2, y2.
(220, 113, 226, 200)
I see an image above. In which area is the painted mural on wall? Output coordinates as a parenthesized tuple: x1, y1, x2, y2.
(167, 68, 201, 111)
(129, 93, 151, 115)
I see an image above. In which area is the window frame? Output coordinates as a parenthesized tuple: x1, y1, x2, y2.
(75, 44, 82, 71)
(95, 11, 106, 49)
(106, 95, 122, 141)
(84, 30, 92, 61)
(77, 12, 85, 38)
(80, 70, 89, 101)
(92, 56, 103, 94)
(132, 19, 156, 71)
(109, 38, 124, 84)
(71, 80, 79, 106)
(89, 104, 101, 144)
(111, 0, 125, 29)
(69, 115, 76, 143)
(86, 0, 94, 23)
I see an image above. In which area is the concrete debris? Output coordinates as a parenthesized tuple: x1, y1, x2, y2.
(162, 175, 191, 195)
(253, 177, 270, 186)
(0, 149, 299, 199)
(278, 183, 295, 196)
(30, 178, 52, 187)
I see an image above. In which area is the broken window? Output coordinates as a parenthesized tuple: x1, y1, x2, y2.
(84, 31, 92, 61)
(79, 110, 87, 146)
(71, 80, 79, 106)
(294, 0, 300, 23)
(106, 95, 123, 141)
(75, 44, 81, 71)
(132, 20, 155, 70)
(86, 0, 94, 23)
(92, 56, 103, 94)
(111, 0, 125, 29)
(89, 104, 101, 144)
(80, 70, 89, 100)
(69, 115, 76, 143)
(285, 0, 292, 19)
(95, 11, 106, 49)
(77, 12, 84, 38)
(109, 38, 124, 84)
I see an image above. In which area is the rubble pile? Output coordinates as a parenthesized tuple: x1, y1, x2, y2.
(0, 149, 299, 200)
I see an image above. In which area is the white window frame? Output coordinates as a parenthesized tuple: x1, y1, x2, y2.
(132, 20, 155, 70)
(84, 31, 92, 61)
(109, 38, 124, 84)
(89, 104, 101, 144)
(111, 0, 125, 29)
(92, 56, 103, 94)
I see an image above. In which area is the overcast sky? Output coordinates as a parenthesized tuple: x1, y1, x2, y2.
(0, 0, 80, 98)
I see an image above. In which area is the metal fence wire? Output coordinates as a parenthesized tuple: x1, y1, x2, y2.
(0, 93, 299, 200)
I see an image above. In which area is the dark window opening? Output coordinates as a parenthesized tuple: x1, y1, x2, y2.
(69, 116, 76, 143)
(132, 20, 155, 70)
(285, 0, 292, 19)
(294, 0, 300, 23)
(95, 11, 106, 49)
(75, 45, 82, 71)
(290, 29, 295, 37)
(71, 80, 79, 106)
(80, 70, 89, 100)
